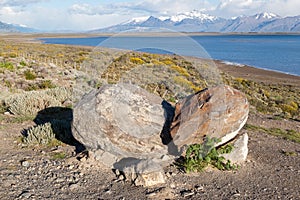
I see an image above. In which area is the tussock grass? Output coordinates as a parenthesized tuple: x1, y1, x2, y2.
(4, 87, 71, 116)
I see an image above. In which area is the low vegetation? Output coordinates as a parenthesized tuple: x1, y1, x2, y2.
(245, 124, 300, 143)
(223, 74, 299, 120)
(3, 87, 71, 116)
(176, 137, 237, 173)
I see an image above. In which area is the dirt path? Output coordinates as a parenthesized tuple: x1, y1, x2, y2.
(0, 113, 299, 199)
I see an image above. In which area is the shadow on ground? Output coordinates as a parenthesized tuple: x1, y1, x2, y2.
(33, 106, 85, 153)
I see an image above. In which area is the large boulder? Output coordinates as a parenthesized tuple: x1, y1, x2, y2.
(170, 85, 249, 148)
(72, 83, 172, 185)
(72, 83, 249, 186)
(72, 83, 170, 161)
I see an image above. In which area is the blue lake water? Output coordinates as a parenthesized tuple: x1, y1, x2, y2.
(40, 35, 300, 76)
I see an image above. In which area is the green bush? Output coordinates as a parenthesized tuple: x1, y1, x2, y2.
(19, 60, 27, 67)
(22, 119, 73, 147)
(39, 80, 56, 89)
(22, 122, 56, 145)
(176, 137, 237, 173)
(0, 62, 14, 71)
(24, 70, 37, 80)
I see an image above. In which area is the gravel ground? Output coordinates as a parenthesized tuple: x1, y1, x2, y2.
(0, 113, 299, 200)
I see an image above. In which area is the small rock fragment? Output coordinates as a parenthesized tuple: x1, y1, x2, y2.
(21, 160, 30, 167)
(222, 133, 249, 164)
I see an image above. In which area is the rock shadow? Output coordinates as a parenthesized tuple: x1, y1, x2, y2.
(160, 100, 181, 156)
(32, 107, 85, 153)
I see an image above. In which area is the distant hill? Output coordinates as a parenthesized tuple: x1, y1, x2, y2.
(0, 21, 38, 33)
(90, 11, 300, 33)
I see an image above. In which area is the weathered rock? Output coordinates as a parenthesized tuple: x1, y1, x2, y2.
(170, 85, 249, 148)
(115, 159, 166, 187)
(222, 133, 249, 164)
(72, 83, 170, 186)
(73, 83, 249, 186)
(72, 83, 169, 160)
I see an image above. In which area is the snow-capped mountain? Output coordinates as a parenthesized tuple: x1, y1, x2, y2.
(254, 12, 279, 20)
(160, 10, 219, 23)
(221, 12, 281, 32)
(0, 21, 38, 33)
(124, 10, 219, 25)
(91, 11, 300, 33)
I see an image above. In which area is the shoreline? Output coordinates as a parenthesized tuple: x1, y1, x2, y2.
(2, 32, 300, 38)
(1, 34, 299, 86)
(35, 34, 300, 79)
(215, 60, 300, 87)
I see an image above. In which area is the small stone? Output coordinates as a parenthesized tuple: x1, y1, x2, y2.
(180, 189, 194, 198)
(68, 165, 74, 170)
(194, 185, 204, 192)
(69, 183, 80, 191)
(116, 159, 166, 187)
(56, 177, 65, 183)
(19, 191, 31, 199)
(232, 193, 241, 197)
(104, 188, 111, 194)
(146, 187, 174, 199)
(21, 160, 30, 167)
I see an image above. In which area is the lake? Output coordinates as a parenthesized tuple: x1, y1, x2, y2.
(40, 34, 300, 76)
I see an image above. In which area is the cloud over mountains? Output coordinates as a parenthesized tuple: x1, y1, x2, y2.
(0, 0, 300, 31)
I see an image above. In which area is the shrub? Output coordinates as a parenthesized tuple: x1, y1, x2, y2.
(151, 59, 164, 66)
(19, 60, 27, 67)
(4, 87, 71, 116)
(9, 52, 17, 58)
(24, 70, 37, 80)
(22, 122, 56, 145)
(170, 65, 190, 77)
(130, 57, 145, 65)
(0, 62, 14, 71)
(45, 87, 71, 102)
(51, 152, 66, 160)
(22, 119, 74, 147)
(161, 58, 174, 65)
(173, 76, 200, 92)
(176, 137, 237, 173)
(39, 80, 56, 89)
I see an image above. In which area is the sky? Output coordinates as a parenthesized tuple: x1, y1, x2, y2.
(0, 0, 300, 31)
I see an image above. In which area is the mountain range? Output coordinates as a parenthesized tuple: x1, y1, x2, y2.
(0, 21, 38, 33)
(1, 11, 300, 33)
(91, 11, 300, 33)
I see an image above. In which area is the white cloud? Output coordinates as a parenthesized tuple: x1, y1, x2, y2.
(69, 0, 213, 16)
(0, 0, 300, 31)
(264, 0, 300, 17)
(123, 0, 213, 15)
(0, 0, 47, 7)
(213, 0, 265, 17)
(213, 0, 300, 18)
